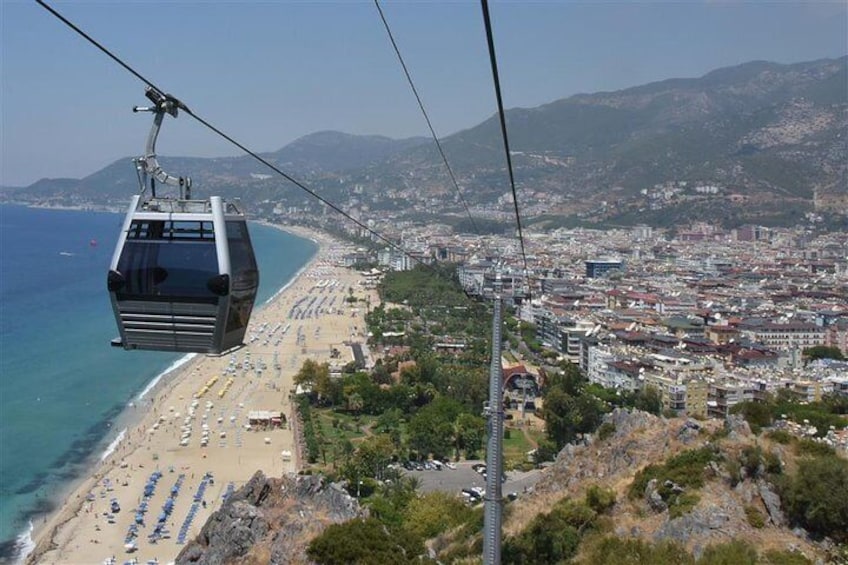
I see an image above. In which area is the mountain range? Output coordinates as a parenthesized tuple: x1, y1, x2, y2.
(4, 56, 846, 229)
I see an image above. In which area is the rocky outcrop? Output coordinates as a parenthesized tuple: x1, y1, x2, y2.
(543, 409, 671, 493)
(176, 472, 364, 565)
(645, 479, 667, 512)
(677, 419, 702, 444)
(725, 414, 752, 439)
(758, 480, 786, 527)
(654, 507, 733, 544)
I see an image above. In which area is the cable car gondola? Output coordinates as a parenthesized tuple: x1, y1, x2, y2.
(107, 88, 259, 354)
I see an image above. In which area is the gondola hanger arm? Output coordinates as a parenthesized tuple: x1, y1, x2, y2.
(134, 87, 191, 198)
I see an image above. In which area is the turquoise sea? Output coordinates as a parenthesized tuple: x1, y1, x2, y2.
(0, 205, 317, 562)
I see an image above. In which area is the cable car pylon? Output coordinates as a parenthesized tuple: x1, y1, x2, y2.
(482, 269, 504, 565)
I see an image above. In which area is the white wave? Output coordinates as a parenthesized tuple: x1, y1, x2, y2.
(13, 520, 35, 564)
(136, 353, 197, 401)
(99, 428, 127, 462)
(263, 259, 314, 306)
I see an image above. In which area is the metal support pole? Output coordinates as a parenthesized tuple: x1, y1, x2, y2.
(483, 273, 503, 565)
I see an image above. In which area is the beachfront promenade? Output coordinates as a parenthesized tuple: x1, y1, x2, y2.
(28, 228, 376, 565)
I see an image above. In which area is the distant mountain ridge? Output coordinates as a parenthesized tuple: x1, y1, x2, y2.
(5, 56, 846, 227)
(372, 56, 846, 216)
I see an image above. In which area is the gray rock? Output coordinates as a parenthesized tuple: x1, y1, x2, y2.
(645, 479, 667, 512)
(677, 419, 702, 444)
(758, 480, 785, 527)
(664, 479, 685, 494)
(734, 482, 754, 504)
(604, 408, 656, 438)
(692, 544, 704, 561)
(770, 446, 786, 472)
(176, 472, 364, 565)
(792, 526, 810, 540)
(654, 507, 732, 544)
(725, 414, 751, 437)
(677, 425, 700, 444)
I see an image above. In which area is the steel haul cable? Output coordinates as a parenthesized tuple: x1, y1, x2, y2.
(374, 0, 482, 239)
(35, 0, 430, 271)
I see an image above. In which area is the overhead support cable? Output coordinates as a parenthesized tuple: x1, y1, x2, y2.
(479, 0, 533, 299)
(35, 0, 431, 271)
(373, 0, 482, 238)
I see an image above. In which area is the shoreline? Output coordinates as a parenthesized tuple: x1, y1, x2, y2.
(23, 223, 370, 565)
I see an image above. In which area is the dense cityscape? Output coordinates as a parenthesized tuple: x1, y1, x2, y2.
(324, 216, 848, 450)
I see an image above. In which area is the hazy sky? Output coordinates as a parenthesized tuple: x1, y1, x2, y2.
(1, 0, 846, 186)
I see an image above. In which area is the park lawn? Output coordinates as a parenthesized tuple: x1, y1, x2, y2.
(314, 409, 375, 443)
(502, 426, 534, 468)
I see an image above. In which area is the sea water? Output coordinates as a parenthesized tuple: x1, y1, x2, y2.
(0, 205, 317, 561)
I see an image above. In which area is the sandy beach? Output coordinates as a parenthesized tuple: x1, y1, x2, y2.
(27, 225, 377, 565)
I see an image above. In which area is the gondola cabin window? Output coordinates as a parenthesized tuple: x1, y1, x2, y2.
(224, 221, 259, 332)
(117, 220, 219, 301)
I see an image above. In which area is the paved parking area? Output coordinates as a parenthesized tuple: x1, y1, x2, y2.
(402, 460, 543, 500)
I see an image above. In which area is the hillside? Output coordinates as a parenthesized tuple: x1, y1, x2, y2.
(175, 409, 846, 564)
(368, 56, 847, 223)
(5, 56, 846, 227)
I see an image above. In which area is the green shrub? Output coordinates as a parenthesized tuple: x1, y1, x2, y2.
(767, 429, 793, 444)
(629, 447, 718, 499)
(669, 493, 700, 519)
(585, 485, 616, 514)
(597, 422, 616, 441)
(781, 453, 848, 542)
(403, 491, 474, 542)
(578, 536, 694, 565)
(725, 458, 743, 486)
(763, 450, 783, 475)
(731, 401, 773, 434)
(744, 505, 765, 528)
(739, 445, 764, 478)
(503, 498, 598, 564)
(306, 518, 421, 564)
(794, 438, 836, 457)
(503, 516, 580, 564)
(710, 427, 730, 441)
(698, 540, 758, 564)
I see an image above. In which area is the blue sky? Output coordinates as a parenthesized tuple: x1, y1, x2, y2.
(1, 0, 846, 186)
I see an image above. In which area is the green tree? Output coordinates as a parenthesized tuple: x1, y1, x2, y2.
(368, 476, 420, 530)
(346, 392, 364, 415)
(634, 385, 663, 415)
(573, 394, 605, 435)
(731, 400, 774, 434)
(454, 412, 486, 459)
(345, 434, 396, 481)
(407, 397, 462, 460)
(802, 345, 845, 361)
(306, 518, 421, 564)
(782, 453, 848, 541)
(542, 387, 577, 449)
(295, 359, 337, 405)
